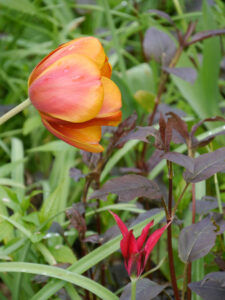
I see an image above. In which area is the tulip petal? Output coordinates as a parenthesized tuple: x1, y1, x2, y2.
(110, 211, 129, 236)
(100, 58, 112, 78)
(137, 220, 154, 251)
(40, 110, 122, 128)
(143, 224, 168, 267)
(96, 77, 122, 118)
(29, 54, 104, 123)
(41, 116, 104, 153)
(29, 37, 106, 85)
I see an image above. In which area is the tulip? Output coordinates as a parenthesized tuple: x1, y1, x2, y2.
(28, 37, 122, 152)
(110, 211, 168, 278)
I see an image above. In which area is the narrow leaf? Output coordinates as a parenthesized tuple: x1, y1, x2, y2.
(188, 29, 225, 46)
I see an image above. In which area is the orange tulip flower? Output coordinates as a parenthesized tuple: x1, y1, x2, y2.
(28, 37, 122, 152)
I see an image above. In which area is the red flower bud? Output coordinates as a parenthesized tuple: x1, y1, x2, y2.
(110, 211, 168, 278)
(28, 37, 122, 152)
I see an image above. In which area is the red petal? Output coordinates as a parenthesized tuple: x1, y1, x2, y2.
(120, 230, 138, 276)
(109, 211, 129, 237)
(143, 224, 168, 267)
(136, 220, 154, 251)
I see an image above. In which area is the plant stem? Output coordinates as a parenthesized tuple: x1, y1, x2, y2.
(172, 183, 189, 217)
(182, 263, 188, 300)
(140, 45, 184, 166)
(131, 278, 137, 300)
(191, 184, 196, 224)
(167, 161, 181, 300)
(0, 99, 31, 126)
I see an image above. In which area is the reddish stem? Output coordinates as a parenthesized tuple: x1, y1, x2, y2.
(167, 162, 181, 300)
(187, 183, 196, 300)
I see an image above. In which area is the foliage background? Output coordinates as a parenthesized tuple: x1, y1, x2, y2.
(0, 0, 225, 299)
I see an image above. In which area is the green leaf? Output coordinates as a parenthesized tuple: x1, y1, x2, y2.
(30, 210, 164, 300)
(0, 0, 37, 15)
(11, 138, 24, 202)
(126, 63, 154, 94)
(23, 115, 42, 135)
(0, 262, 118, 300)
(28, 141, 71, 153)
(172, 2, 221, 122)
(49, 245, 77, 264)
(100, 140, 139, 182)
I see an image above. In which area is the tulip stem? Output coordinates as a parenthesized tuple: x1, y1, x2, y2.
(0, 98, 31, 126)
(131, 277, 137, 300)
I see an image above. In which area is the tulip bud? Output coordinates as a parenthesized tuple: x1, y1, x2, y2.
(28, 37, 122, 152)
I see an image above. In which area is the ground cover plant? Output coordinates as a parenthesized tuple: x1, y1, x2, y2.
(0, 0, 225, 299)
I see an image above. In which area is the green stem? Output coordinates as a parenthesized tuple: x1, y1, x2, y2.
(182, 263, 188, 300)
(172, 0, 186, 30)
(0, 99, 31, 126)
(131, 278, 137, 300)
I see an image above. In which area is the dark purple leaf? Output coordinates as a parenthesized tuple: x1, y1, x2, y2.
(81, 151, 101, 169)
(147, 150, 164, 172)
(148, 9, 175, 26)
(119, 167, 143, 175)
(214, 256, 225, 271)
(130, 208, 163, 227)
(211, 213, 225, 235)
(66, 204, 86, 237)
(115, 126, 158, 146)
(83, 234, 101, 244)
(89, 175, 162, 202)
(113, 112, 138, 147)
(0, 105, 14, 116)
(69, 168, 85, 182)
(183, 147, 225, 183)
(48, 222, 64, 235)
(178, 217, 217, 263)
(163, 152, 194, 172)
(189, 272, 225, 300)
(152, 103, 186, 124)
(101, 224, 122, 243)
(203, 272, 225, 286)
(163, 67, 197, 83)
(192, 196, 221, 215)
(143, 27, 176, 66)
(120, 278, 166, 300)
(185, 0, 214, 12)
(191, 116, 225, 138)
(166, 112, 189, 142)
(188, 29, 225, 46)
(192, 129, 225, 150)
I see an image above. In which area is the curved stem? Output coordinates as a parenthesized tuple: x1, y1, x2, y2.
(0, 99, 31, 126)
